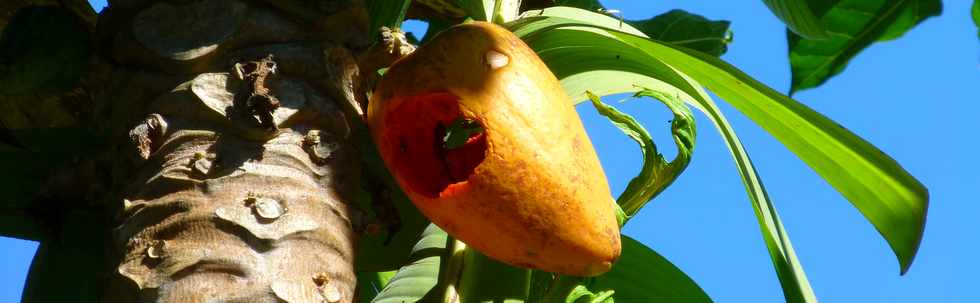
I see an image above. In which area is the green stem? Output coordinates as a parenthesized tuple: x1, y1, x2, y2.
(491, 0, 506, 24)
(442, 237, 467, 303)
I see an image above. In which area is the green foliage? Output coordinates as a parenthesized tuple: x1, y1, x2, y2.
(787, 0, 942, 94)
(761, 0, 828, 39)
(627, 9, 732, 57)
(456, 0, 495, 21)
(973, 0, 979, 39)
(586, 236, 712, 303)
(458, 250, 530, 303)
(366, 0, 412, 39)
(442, 118, 485, 150)
(372, 224, 448, 303)
(520, 5, 732, 56)
(565, 286, 614, 303)
(586, 90, 695, 217)
(511, 6, 928, 301)
(358, 271, 396, 303)
(0, 6, 90, 95)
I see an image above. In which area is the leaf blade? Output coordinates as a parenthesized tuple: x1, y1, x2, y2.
(587, 90, 696, 217)
(511, 18, 819, 301)
(511, 6, 929, 277)
(788, 0, 942, 93)
(628, 9, 732, 56)
(372, 224, 448, 303)
(761, 0, 829, 39)
(973, 0, 979, 39)
(588, 236, 712, 303)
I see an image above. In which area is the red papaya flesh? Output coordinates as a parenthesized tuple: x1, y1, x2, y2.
(367, 22, 621, 277)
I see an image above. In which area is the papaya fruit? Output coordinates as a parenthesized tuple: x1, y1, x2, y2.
(367, 22, 620, 277)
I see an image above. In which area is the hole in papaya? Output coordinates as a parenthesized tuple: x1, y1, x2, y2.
(383, 92, 488, 198)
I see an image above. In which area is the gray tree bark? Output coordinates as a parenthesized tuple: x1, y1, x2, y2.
(99, 0, 372, 302)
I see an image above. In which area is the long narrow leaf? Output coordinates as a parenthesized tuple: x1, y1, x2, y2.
(510, 13, 818, 301)
(373, 224, 448, 303)
(513, 6, 929, 277)
(761, 0, 828, 39)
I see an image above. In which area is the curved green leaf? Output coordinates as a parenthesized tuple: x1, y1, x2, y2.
(566, 286, 614, 303)
(372, 224, 448, 303)
(788, 0, 942, 93)
(761, 0, 828, 39)
(0, 5, 90, 95)
(588, 236, 712, 303)
(510, 13, 817, 301)
(587, 90, 696, 217)
(515, 4, 928, 277)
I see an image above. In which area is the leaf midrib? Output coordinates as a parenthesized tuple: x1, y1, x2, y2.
(796, 0, 909, 87)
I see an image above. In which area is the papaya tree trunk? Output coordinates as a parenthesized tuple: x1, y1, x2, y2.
(95, 0, 373, 301)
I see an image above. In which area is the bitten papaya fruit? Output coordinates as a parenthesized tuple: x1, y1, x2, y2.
(367, 22, 621, 277)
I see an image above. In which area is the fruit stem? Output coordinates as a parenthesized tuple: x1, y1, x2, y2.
(442, 236, 467, 303)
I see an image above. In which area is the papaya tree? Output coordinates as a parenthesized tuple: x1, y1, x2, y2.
(0, 0, 945, 302)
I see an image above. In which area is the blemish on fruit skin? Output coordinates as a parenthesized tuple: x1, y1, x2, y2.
(486, 49, 509, 70)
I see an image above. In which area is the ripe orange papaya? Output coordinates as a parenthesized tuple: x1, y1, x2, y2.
(367, 22, 621, 277)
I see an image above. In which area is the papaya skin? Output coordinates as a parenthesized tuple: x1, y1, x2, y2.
(367, 22, 621, 277)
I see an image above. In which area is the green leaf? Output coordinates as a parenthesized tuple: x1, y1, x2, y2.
(442, 117, 485, 150)
(788, 0, 942, 94)
(626, 9, 732, 57)
(761, 0, 829, 39)
(516, 6, 732, 56)
(372, 224, 449, 303)
(566, 286, 614, 303)
(455, 0, 521, 23)
(538, 236, 711, 303)
(0, 5, 91, 95)
(515, 16, 817, 299)
(366, 0, 411, 39)
(587, 90, 696, 217)
(587, 236, 712, 303)
(973, 0, 979, 39)
(458, 249, 531, 303)
(456, 0, 493, 21)
(511, 7, 926, 300)
(358, 271, 397, 303)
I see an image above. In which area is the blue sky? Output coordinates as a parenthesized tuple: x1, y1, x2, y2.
(2, 0, 978, 302)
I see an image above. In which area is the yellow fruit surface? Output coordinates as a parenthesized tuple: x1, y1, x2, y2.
(368, 22, 620, 277)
